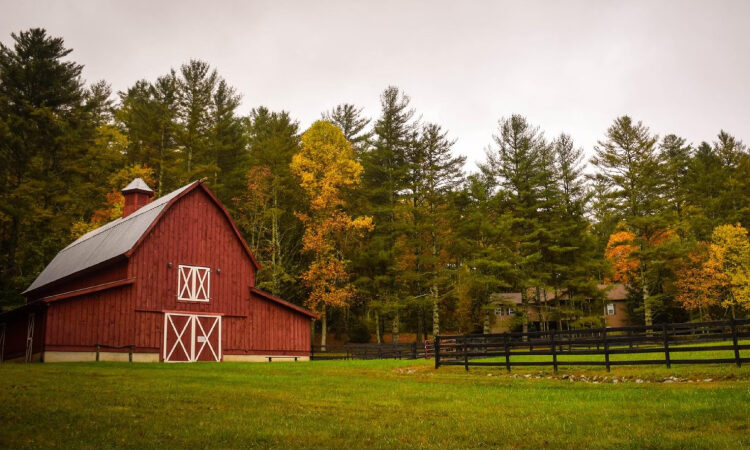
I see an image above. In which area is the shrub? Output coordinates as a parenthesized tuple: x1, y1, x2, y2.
(348, 319, 371, 343)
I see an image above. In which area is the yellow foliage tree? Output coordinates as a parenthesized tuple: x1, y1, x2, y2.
(706, 223, 750, 316)
(291, 121, 373, 348)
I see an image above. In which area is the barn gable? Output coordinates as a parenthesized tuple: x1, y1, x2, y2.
(23, 181, 259, 297)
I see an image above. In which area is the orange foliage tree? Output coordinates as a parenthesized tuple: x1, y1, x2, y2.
(604, 230, 639, 284)
(291, 121, 373, 348)
(674, 242, 723, 320)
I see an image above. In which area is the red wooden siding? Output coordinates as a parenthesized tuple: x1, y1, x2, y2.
(44, 285, 135, 352)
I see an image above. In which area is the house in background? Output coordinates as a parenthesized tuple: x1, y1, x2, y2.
(0, 179, 315, 363)
(489, 284, 630, 333)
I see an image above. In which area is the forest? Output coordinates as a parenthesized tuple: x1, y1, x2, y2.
(2, 28, 750, 344)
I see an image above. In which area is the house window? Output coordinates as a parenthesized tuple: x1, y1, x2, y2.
(178, 265, 210, 302)
(605, 302, 616, 316)
(495, 307, 513, 316)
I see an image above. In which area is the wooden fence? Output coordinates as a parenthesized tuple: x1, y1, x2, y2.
(311, 342, 426, 360)
(435, 319, 750, 372)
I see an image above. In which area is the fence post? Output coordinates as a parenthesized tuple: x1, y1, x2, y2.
(412, 342, 417, 360)
(464, 337, 469, 371)
(603, 327, 610, 372)
(434, 335, 441, 369)
(551, 329, 558, 373)
(95, 344, 100, 362)
(663, 324, 671, 369)
(311, 343, 314, 361)
(129, 345, 134, 363)
(628, 329, 633, 350)
(731, 318, 741, 368)
(504, 333, 511, 372)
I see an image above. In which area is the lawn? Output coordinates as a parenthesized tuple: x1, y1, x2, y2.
(1, 360, 749, 449)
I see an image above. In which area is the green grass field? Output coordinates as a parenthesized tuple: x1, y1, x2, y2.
(1, 360, 749, 449)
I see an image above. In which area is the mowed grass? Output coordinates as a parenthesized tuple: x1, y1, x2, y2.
(1, 360, 749, 449)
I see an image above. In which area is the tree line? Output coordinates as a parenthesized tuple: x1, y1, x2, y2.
(2, 29, 749, 343)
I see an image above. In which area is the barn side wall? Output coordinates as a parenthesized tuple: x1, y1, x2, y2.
(43, 284, 137, 353)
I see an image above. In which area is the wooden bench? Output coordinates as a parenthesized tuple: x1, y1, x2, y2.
(266, 356, 299, 362)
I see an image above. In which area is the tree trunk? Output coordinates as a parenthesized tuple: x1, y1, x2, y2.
(375, 310, 381, 344)
(320, 309, 327, 351)
(416, 308, 424, 343)
(641, 264, 653, 327)
(521, 289, 529, 337)
(271, 185, 280, 294)
(310, 318, 316, 348)
(392, 311, 399, 344)
(483, 309, 490, 334)
(431, 230, 440, 337)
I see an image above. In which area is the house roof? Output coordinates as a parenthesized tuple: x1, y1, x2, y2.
(601, 283, 628, 301)
(490, 284, 628, 305)
(24, 181, 260, 296)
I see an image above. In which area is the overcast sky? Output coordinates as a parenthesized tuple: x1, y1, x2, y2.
(2, 0, 748, 169)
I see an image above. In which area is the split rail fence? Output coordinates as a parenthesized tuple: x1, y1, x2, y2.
(435, 319, 750, 372)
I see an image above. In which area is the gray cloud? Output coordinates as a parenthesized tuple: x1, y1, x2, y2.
(2, 0, 748, 168)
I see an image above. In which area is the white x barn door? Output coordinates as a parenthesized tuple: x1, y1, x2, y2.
(163, 313, 221, 362)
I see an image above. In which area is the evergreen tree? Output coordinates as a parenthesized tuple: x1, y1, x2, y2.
(354, 86, 416, 341)
(322, 103, 372, 153)
(176, 60, 218, 183)
(240, 107, 304, 301)
(210, 79, 246, 208)
(591, 116, 665, 326)
(480, 115, 554, 332)
(0, 29, 118, 308)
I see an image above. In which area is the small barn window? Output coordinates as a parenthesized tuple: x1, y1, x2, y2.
(178, 265, 211, 302)
(605, 302, 616, 316)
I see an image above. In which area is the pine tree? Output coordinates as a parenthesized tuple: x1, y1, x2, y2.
(591, 116, 665, 326)
(0, 29, 116, 308)
(401, 123, 465, 338)
(176, 60, 218, 183)
(355, 86, 416, 341)
(211, 79, 246, 208)
(242, 107, 304, 301)
(480, 115, 554, 332)
(322, 103, 372, 153)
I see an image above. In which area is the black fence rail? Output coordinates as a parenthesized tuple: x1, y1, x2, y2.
(435, 319, 750, 372)
(311, 342, 427, 360)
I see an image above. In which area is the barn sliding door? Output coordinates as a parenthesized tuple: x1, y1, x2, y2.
(163, 313, 221, 362)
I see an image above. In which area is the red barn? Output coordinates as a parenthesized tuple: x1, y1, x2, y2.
(0, 179, 314, 363)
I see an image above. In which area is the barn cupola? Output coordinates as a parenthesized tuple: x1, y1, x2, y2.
(121, 178, 154, 218)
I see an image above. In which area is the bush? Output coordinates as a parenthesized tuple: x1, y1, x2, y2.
(348, 319, 371, 343)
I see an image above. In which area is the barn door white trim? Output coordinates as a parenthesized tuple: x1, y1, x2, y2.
(194, 316, 221, 361)
(177, 265, 210, 302)
(163, 313, 221, 362)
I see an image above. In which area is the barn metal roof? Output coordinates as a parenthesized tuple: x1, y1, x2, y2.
(23, 182, 197, 295)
